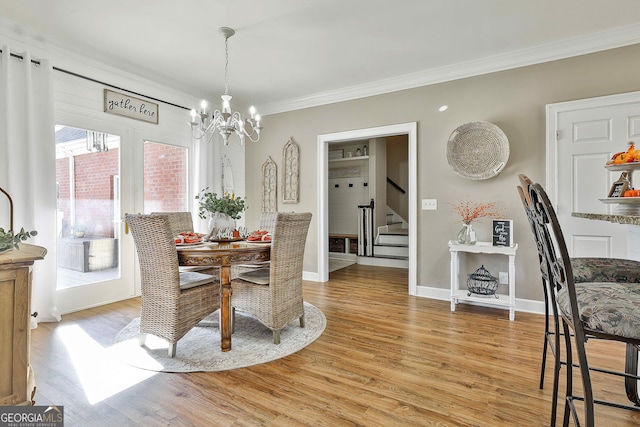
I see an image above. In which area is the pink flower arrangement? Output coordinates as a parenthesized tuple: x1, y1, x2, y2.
(449, 197, 503, 224)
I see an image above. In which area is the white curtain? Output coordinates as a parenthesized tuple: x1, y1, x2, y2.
(0, 46, 60, 324)
(192, 137, 220, 232)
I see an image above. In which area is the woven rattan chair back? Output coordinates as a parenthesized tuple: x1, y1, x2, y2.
(125, 213, 220, 357)
(151, 211, 194, 236)
(232, 212, 312, 344)
(259, 211, 278, 234)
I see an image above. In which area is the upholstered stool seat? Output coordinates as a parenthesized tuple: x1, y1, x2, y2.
(557, 282, 640, 341)
(571, 258, 640, 284)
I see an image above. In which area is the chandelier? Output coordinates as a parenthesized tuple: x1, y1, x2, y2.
(190, 27, 262, 146)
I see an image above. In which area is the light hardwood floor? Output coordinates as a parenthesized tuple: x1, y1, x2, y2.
(30, 264, 640, 426)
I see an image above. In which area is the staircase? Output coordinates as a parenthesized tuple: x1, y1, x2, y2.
(358, 211, 408, 268)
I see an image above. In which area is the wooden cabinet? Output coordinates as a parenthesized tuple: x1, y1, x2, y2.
(0, 244, 46, 406)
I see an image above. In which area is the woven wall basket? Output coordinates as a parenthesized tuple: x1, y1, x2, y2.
(446, 121, 509, 180)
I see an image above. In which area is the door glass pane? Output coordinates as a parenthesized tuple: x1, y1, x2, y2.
(55, 126, 120, 289)
(143, 141, 188, 213)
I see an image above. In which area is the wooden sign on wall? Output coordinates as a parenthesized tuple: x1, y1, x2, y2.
(103, 89, 158, 124)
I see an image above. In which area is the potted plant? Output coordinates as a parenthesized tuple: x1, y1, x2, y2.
(196, 188, 246, 233)
(0, 227, 38, 254)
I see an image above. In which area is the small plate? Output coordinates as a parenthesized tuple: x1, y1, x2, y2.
(175, 240, 203, 246)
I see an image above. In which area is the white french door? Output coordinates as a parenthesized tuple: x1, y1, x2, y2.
(54, 124, 135, 313)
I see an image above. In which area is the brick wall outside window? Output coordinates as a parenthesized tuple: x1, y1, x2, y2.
(56, 143, 187, 238)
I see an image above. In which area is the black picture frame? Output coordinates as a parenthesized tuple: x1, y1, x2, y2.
(608, 172, 630, 198)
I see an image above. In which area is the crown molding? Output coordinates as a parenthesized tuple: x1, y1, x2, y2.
(259, 23, 640, 116)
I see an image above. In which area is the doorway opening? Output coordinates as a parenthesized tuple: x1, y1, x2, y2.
(317, 122, 417, 295)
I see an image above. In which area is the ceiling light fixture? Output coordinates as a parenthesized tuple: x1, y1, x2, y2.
(190, 27, 262, 146)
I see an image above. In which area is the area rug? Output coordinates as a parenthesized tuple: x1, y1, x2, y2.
(111, 302, 325, 372)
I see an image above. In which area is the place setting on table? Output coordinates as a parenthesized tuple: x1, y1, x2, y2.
(174, 227, 271, 246)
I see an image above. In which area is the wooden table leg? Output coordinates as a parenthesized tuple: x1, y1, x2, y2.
(219, 264, 232, 352)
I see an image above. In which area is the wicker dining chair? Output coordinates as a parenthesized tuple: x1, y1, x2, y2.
(151, 211, 194, 236)
(231, 212, 312, 344)
(232, 210, 279, 279)
(518, 175, 640, 425)
(126, 213, 220, 357)
(525, 180, 640, 427)
(151, 211, 218, 276)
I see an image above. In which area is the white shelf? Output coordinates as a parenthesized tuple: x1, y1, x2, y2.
(329, 155, 369, 163)
(452, 290, 512, 307)
(599, 197, 640, 204)
(448, 241, 517, 321)
(605, 162, 640, 171)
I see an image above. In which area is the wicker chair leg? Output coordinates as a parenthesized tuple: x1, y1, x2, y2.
(231, 307, 235, 334)
(168, 343, 177, 358)
(299, 315, 305, 328)
(273, 330, 281, 344)
(139, 333, 146, 347)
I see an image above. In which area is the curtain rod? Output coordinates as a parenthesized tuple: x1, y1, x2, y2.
(1, 48, 191, 111)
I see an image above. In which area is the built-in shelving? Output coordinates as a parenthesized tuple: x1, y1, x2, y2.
(603, 163, 640, 213)
(329, 155, 369, 163)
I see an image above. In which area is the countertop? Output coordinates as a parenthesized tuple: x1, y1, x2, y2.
(572, 212, 640, 225)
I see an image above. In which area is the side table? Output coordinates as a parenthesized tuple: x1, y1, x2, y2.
(449, 241, 517, 321)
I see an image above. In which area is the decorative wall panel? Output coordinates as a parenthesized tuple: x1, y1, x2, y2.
(282, 138, 299, 204)
(261, 156, 277, 212)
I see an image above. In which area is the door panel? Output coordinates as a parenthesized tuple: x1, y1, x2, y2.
(556, 104, 635, 258)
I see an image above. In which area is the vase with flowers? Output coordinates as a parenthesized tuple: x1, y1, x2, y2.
(449, 197, 502, 245)
(196, 188, 246, 237)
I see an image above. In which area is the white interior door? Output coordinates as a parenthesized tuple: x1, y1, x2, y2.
(549, 93, 640, 258)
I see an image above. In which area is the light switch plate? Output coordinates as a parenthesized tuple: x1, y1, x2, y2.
(422, 199, 437, 210)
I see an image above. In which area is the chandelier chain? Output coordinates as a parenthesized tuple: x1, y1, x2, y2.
(224, 36, 229, 96)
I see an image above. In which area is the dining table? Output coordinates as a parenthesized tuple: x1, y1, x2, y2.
(177, 240, 271, 352)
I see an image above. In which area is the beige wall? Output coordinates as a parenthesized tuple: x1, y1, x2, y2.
(386, 135, 409, 222)
(245, 43, 640, 302)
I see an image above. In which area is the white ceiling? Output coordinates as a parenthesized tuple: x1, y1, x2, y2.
(1, 0, 640, 114)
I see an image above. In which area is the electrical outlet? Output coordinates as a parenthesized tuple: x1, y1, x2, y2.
(499, 272, 509, 284)
(422, 199, 437, 210)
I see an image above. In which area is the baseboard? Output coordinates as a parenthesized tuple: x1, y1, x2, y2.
(415, 284, 545, 316)
(302, 273, 545, 315)
(329, 252, 357, 261)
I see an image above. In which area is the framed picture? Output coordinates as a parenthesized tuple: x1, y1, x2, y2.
(608, 171, 630, 198)
(328, 149, 344, 160)
(492, 219, 513, 247)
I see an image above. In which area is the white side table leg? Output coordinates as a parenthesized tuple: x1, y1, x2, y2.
(508, 253, 516, 321)
(450, 249, 459, 312)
